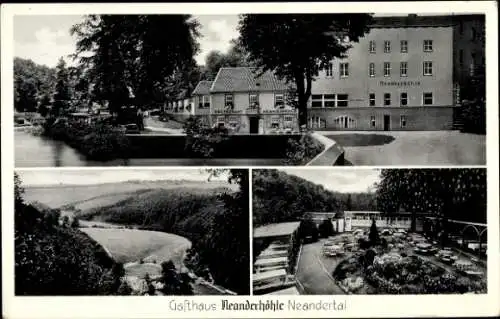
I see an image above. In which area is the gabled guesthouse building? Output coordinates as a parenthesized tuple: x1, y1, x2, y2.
(208, 67, 299, 134)
(307, 14, 485, 131)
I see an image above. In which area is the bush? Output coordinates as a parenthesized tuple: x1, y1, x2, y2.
(42, 118, 130, 161)
(183, 116, 228, 157)
(284, 133, 324, 165)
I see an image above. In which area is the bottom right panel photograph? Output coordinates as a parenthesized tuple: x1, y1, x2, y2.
(252, 168, 487, 295)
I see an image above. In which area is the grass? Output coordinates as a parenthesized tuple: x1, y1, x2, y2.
(325, 134, 395, 147)
(81, 227, 191, 265)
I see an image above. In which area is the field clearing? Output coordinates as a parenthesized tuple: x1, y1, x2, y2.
(124, 262, 162, 278)
(81, 228, 191, 264)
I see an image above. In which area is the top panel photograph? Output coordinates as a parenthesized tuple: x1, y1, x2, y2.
(13, 13, 486, 167)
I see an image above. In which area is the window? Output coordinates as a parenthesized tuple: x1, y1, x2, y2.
(325, 63, 333, 77)
(400, 92, 408, 106)
(400, 62, 408, 77)
(334, 116, 356, 129)
(369, 93, 376, 106)
(202, 95, 210, 108)
(284, 115, 294, 128)
(423, 61, 433, 76)
(324, 94, 336, 107)
(340, 63, 349, 77)
(217, 116, 225, 127)
(459, 50, 464, 67)
(384, 62, 391, 77)
(384, 41, 391, 53)
(400, 40, 408, 53)
(224, 94, 233, 108)
(249, 93, 259, 107)
(337, 94, 349, 107)
(369, 40, 376, 53)
(370, 116, 376, 128)
(369, 63, 375, 77)
(275, 94, 284, 108)
(270, 115, 280, 129)
(384, 93, 391, 106)
(423, 92, 433, 105)
(423, 40, 433, 52)
(311, 95, 323, 108)
(400, 115, 407, 128)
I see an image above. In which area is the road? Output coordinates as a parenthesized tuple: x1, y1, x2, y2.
(296, 239, 346, 295)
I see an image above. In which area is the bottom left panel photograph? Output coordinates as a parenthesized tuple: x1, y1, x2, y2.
(13, 168, 250, 296)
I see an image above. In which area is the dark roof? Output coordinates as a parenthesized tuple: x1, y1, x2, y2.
(371, 14, 484, 28)
(192, 80, 213, 95)
(211, 67, 290, 93)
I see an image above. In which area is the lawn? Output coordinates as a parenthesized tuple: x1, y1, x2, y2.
(324, 131, 486, 165)
(81, 228, 191, 265)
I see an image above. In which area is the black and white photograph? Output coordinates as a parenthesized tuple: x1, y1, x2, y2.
(14, 169, 250, 295)
(13, 12, 485, 167)
(252, 168, 487, 295)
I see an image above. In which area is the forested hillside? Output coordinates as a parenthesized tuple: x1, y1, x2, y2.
(253, 169, 377, 226)
(78, 171, 249, 294)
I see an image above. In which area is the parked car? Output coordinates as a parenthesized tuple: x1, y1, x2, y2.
(122, 123, 140, 134)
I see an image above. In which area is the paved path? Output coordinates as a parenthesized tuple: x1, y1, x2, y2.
(319, 130, 485, 165)
(296, 239, 346, 295)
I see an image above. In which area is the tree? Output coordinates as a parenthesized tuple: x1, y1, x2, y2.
(238, 14, 373, 126)
(117, 280, 133, 295)
(298, 213, 319, 242)
(318, 218, 334, 238)
(346, 194, 353, 211)
(15, 78, 38, 112)
(52, 57, 72, 116)
(38, 94, 51, 117)
(369, 219, 379, 245)
(144, 273, 156, 295)
(71, 15, 201, 114)
(204, 39, 255, 80)
(160, 260, 193, 295)
(376, 169, 487, 235)
(71, 217, 80, 228)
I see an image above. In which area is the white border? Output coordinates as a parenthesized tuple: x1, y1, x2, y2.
(2, 1, 499, 318)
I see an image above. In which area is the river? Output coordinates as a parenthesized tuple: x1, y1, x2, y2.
(14, 130, 284, 167)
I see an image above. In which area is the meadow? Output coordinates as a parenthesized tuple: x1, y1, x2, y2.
(81, 227, 191, 266)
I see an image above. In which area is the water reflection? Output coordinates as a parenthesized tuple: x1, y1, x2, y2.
(14, 131, 284, 167)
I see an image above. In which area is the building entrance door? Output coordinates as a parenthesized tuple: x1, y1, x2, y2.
(249, 117, 260, 134)
(383, 115, 391, 131)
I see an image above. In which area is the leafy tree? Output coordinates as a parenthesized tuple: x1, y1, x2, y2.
(71, 15, 201, 114)
(298, 213, 319, 242)
(117, 280, 133, 295)
(204, 39, 255, 79)
(160, 261, 193, 295)
(15, 78, 38, 112)
(346, 194, 353, 211)
(376, 169, 486, 235)
(369, 219, 379, 245)
(61, 215, 70, 228)
(318, 218, 334, 238)
(71, 217, 80, 228)
(144, 273, 156, 295)
(238, 14, 373, 126)
(52, 58, 72, 116)
(38, 94, 51, 117)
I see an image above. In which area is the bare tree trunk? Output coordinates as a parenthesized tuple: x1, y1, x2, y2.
(295, 71, 308, 128)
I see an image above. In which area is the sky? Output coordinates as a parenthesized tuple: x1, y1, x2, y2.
(13, 14, 240, 68)
(278, 169, 381, 193)
(17, 169, 228, 186)
(13, 13, 443, 68)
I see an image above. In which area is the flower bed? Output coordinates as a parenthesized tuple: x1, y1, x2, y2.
(333, 250, 487, 294)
